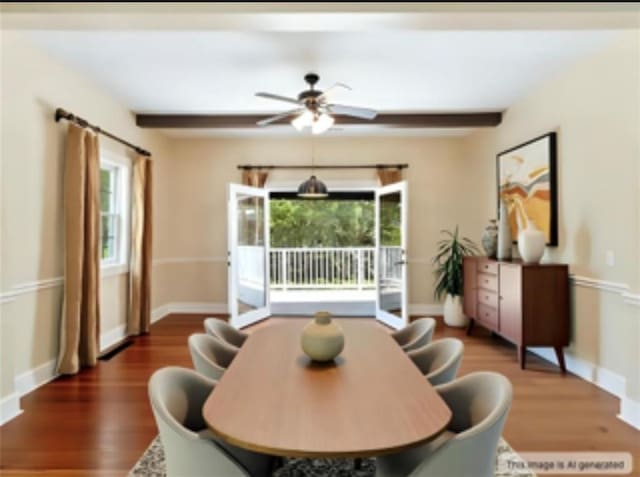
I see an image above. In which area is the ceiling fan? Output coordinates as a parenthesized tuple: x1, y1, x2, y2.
(255, 73, 378, 134)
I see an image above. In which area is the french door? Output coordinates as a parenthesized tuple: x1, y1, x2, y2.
(228, 184, 270, 328)
(375, 181, 408, 329)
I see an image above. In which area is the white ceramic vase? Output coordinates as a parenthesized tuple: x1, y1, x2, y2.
(301, 312, 345, 362)
(443, 294, 468, 327)
(517, 217, 546, 264)
(497, 199, 512, 260)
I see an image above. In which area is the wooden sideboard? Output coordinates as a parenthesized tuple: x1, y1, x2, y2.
(463, 256, 569, 372)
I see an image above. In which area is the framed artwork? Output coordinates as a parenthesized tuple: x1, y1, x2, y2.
(497, 132, 558, 246)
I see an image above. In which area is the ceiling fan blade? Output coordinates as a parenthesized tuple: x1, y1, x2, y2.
(256, 108, 304, 127)
(255, 92, 302, 105)
(317, 82, 351, 102)
(327, 104, 378, 120)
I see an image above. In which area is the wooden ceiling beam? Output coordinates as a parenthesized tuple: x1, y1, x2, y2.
(135, 112, 502, 129)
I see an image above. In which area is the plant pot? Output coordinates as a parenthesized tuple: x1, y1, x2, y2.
(301, 312, 345, 362)
(443, 294, 467, 327)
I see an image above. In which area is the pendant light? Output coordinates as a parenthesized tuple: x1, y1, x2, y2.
(297, 139, 328, 199)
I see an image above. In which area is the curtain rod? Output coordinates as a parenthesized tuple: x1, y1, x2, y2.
(237, 164, 408, 170)
(55, 108, 152, 157)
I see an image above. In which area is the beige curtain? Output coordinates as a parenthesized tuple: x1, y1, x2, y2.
(57, 124, 101, 375)
(241, 169, 268, 187)
(128, 155, 153, 335)
(377, 167, 403, 186)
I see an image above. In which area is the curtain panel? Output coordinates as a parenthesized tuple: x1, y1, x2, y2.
(128, 155, 153, 335)
(377, 168, 403, 186)
(57, 124, 101, 375)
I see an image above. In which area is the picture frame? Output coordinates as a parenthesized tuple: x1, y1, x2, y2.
(496, 132, 558, 246)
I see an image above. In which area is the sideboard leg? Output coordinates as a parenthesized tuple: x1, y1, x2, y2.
(518, 346, 527, 370)
(554, 346, 567, 374)
(354, 458, 363, 470)
(466, 319, 475, 336)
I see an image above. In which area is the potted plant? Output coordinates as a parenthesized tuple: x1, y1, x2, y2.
(433, 227, 479, 327)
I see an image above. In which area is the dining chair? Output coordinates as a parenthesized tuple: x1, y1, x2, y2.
(189, 333, 238, 381)
(148, 366, 275, 477)
(390, 317, 436, 352)
(375, 371, 513, 477)
(407, 338, 464, 386)
(204, 318, 249, 349)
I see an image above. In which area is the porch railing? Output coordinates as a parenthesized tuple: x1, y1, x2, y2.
(237, 246, 403, 291)
(270, 247, 376, 290)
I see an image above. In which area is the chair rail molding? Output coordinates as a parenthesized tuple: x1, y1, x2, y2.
(570, 274, 639, 308)
(152, 257, 226, 266)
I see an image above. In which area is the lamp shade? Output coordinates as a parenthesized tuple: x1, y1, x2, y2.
(297, 175, 329, 198)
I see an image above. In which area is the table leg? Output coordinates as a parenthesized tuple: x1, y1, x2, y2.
(354, 458, 363, 470)
(554, 346, 567, 374)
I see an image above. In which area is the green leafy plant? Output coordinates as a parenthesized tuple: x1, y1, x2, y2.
(433, 227, 479, 300)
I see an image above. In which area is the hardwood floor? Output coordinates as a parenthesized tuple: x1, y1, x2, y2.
(1, 314, 638, 476)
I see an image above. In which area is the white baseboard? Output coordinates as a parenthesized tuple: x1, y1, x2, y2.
(618, 396, 640, 430)
(151, 302, 229, 324)
(529, 347, 626, 398)
(0, 392, 22, 426)
(100, 324, 127, 351)
(14, 359, 58, 397)
(408, 304, 444, 316)
(528, 347, 640, 430)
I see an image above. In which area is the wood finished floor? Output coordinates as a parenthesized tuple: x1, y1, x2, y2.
(1, 314, 638, 477)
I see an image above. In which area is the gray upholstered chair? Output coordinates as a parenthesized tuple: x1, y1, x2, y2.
(204, 318, 248, 349)
(375, 372, 513, 477)
(189, 333, 238, 381)
(407, 338, 464, 386)
(390, 317, 436, 352)
(148, 366, 274, 477)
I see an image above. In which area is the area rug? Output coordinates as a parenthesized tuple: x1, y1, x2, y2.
(129, 436, 536, 476)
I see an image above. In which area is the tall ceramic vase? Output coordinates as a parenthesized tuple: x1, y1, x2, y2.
(517, 216, 546, 263)
(497, 199, 512, 260)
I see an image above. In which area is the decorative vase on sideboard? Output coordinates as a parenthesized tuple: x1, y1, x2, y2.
(517, 217, 546, 264)
(481, 219, 498, 259)
(497, 199, 512, 260)
(443, 294, 468, 327)
(301, 312, 345, 362)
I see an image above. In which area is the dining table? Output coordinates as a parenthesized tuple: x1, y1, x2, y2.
(202, 319, 452, 458)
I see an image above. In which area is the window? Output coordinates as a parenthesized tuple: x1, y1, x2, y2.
(100, 153, 130, 267)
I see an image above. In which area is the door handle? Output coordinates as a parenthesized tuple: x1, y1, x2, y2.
(394, 260, 407, 265)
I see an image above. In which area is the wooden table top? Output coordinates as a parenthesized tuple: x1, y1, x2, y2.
(203, 320, 452, 458)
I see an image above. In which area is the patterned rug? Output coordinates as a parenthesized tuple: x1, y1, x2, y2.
(130, 436, 536, 476)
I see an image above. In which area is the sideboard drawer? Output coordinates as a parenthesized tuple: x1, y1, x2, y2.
(477, 273, 498, 292)
(477, 303, 499, 328)
(478, 261, 498, 275)
(477, 289, 499, 308)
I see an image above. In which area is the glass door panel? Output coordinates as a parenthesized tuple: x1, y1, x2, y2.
(375, 181, 408, 329)
(228, 184, 270, 328)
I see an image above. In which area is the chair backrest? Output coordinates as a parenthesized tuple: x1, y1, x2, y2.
(204, 318, 248, 348)
(148, 366, 213, 437)
(407, 338, 464, 386)
(391, 317, 436, 351)
(189, 333, 238, 381)
(148, 367, 250, 477)
(410, 372, 513, 477)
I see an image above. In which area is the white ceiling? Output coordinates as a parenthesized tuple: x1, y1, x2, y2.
(11, 3, 629, 137)
(27, 29, 618, 116)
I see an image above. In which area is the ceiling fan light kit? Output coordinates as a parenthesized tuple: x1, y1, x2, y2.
(255, 72, 377, 135)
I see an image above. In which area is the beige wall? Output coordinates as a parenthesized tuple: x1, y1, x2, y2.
(463, 31, 640, 400)
(0, 31, 171, 400)
(153, 135, 490, 308)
